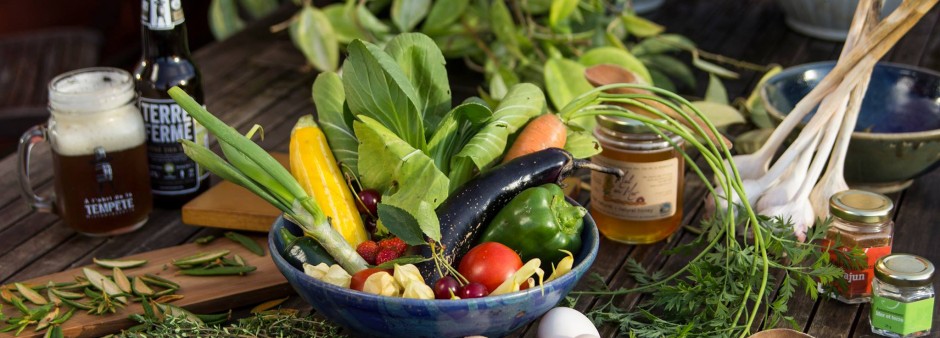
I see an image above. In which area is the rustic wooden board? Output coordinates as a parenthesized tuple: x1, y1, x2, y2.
(0, 235, 290, 338)
(181, 152, 289, 233)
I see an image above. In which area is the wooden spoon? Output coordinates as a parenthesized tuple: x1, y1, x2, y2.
(584, 64, 733, 149)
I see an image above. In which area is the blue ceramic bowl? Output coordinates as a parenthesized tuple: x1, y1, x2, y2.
(761, 61, 940, 192)
(268, 201, 600, 338)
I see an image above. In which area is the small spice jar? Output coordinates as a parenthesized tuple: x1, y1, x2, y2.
(589, 115, 684, 244)
(822, 189, 894, 304)
(870, 254, 935, 338)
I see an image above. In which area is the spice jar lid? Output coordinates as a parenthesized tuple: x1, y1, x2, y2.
(829, 190, 894, 224)
(596, 114, 665, 134)
(875, 254, 935, 287)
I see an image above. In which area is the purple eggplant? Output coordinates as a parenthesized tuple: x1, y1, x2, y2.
(418, 148, 622, 282)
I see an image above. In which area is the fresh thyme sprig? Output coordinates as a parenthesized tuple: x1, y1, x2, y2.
(109, 310, 347, 338)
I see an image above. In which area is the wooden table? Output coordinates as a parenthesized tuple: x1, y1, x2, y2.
(2, 1, 939, 337)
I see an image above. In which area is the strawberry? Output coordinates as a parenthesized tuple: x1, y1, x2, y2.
(356, 241, 380, 265)
(375, 248, 400, 266)
(378, 237, 408, 256)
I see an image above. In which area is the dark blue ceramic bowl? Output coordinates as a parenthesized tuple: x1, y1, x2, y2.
(761, 61, 940, 192)
(268, 200, 599, 338)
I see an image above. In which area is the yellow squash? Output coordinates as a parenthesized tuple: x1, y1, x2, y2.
(290, 115, 368, 247)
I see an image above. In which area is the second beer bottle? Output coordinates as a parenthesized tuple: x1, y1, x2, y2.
(135, 0, 209, 207)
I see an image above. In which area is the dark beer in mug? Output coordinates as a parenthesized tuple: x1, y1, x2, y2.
(19, 68, 152, 236)
(52, 145, 152, 234)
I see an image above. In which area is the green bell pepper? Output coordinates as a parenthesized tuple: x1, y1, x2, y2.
(478, 184, 586, 269)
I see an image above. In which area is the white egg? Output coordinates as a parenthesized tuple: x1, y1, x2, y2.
(537, 307, 600, 338)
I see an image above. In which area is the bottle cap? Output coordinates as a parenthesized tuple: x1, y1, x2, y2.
(829, 190, 893, 224)
(875, 254, 935, 287)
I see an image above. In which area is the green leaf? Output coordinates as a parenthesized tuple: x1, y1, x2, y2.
(448, 84, 545, 190)
(564, 129, 601, 159)
(485, 61, 520, 100)
(384, 33, 452, 132)
(209, 0, 245, 40)
(392, 0, 432, 32)
(428, 99, 493, 172)
(734, 128, 774, 155)
(621, 13, 664, 37)
(312, 72, 359, 177)
(377, 205, 426, 245)
(374, 255, 432, 269)
(290, 5, 339, 72)
(355, 117, 448, 242)
(549, 0, 579, 28)
(641, 54, 696, 88)
(343, 39, 426, 150)
(433, 32, 477, 58)
(355, 3, 392, 36)
(543, 58, 595, 129)
(692, 54, 739, 79)
(746, 65, 782, 129)
(523, 0, 552, 14)
(648, 68, 676, 93)
(490, 0, 523, 59)
(422, 0, 470, 35)
(687, 101, 746, 128)
(632, 34, 695, 55)
(705, 74, 729, 105)
(322, 4, 365, 44)
(579, 47, 653, 84)
(238, 0, 278, 19)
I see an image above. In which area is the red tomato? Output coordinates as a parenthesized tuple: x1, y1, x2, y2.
(458, 242, 523, 292)
(350, 268, 390, 291)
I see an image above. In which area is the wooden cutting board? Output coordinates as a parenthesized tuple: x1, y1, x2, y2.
(0, 235, 291, 338)
(181, 152, 289, 233)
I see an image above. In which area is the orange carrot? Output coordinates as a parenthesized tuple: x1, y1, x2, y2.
(502, 113, 567, 163)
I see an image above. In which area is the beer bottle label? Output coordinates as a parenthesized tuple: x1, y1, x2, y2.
(139, 97, 209, 195)
(142, 0, 185, 30)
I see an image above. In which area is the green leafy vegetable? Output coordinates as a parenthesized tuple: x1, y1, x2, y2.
(448, 83, 546, 189)
(385, 33, 452, 133)
(355, 116, 449, 242)
(343, 40, 426, 150)
(290, 5, 339, 72)
(392, 0, 432, 32)
(421, 0, 469, 35)
(544, 58, 594, 128)
(312, 72, 359, 177)
(209, 0, 245, 40)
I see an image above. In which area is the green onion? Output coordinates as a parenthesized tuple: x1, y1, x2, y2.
(168, 87, 368, 274)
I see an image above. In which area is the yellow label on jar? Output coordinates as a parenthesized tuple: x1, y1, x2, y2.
(590, 156, 678, 221)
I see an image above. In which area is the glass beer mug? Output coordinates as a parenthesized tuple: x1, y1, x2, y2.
(18, 67, 152, 236)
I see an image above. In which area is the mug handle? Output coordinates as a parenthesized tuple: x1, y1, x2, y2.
(18, 125, 54, 213)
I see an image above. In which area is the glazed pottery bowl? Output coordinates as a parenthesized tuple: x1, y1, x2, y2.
(761, 61, 940, 193)
(775, 0, 900, 41)
(268, 199, 600, 338)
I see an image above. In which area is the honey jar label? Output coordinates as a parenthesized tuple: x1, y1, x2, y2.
(590, 156, 678, 221)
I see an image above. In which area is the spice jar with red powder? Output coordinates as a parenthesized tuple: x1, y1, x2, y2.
(821, 190, 895, 304)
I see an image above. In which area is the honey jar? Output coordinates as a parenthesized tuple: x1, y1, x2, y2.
(589, 115, 684, 244)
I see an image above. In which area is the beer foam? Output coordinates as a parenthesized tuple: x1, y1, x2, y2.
(48, 68, 146, 156)
(49, 68, 135, 114)
(50, 104, 147, 156)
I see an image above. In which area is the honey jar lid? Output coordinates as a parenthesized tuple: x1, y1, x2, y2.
(829, 190, 894, 224)
(875, 254, 935, 287)
(596, 114, 663, 134)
